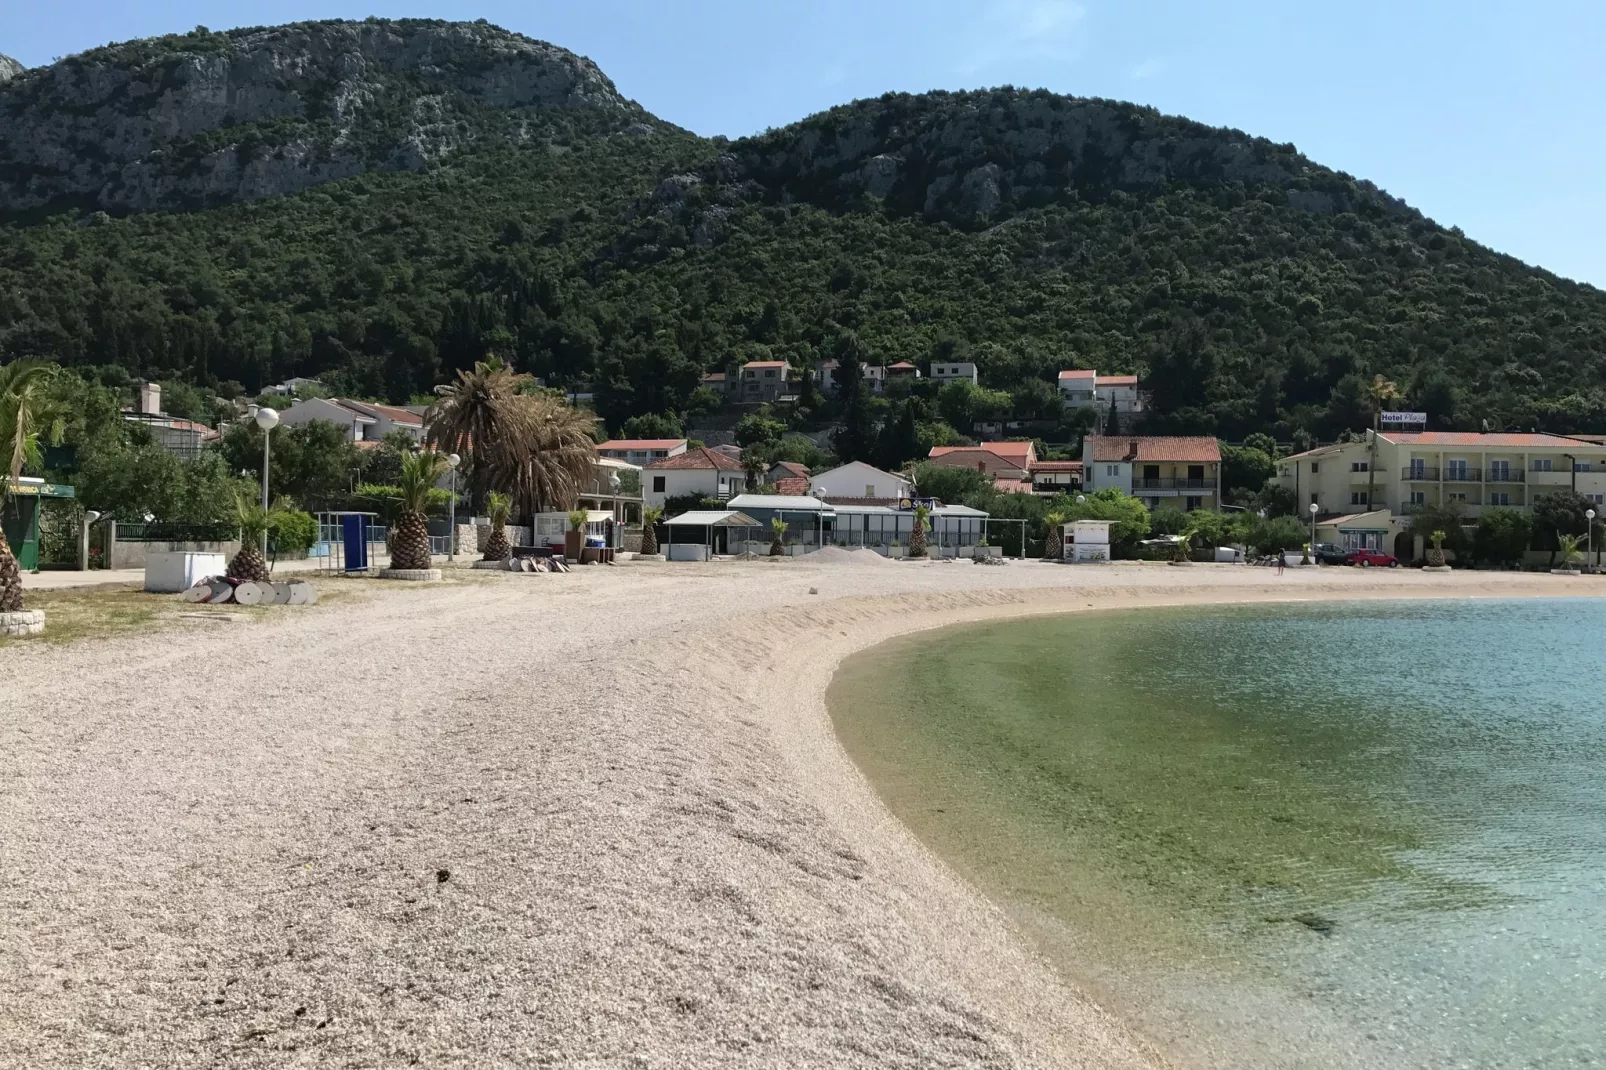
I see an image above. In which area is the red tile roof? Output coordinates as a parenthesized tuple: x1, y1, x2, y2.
(1029, 461, 1084, 473)
(1085, 435, 1222, 463)
(645, 446, 746, 472)
(597, 439, 687, 451)
(702, 372, 727, 381)
(1057, 369, 1096, 381)
(887, 361, 918, 370)
(771, 460, 810, 478)
(929, 441, 1034, 462)
(773, 476, 811, 496)
(742, 361, 789, 369)
(992, 478, 1033, 494)
(1379, 431, 1595, 448)
(1097, 374, 1139, 386)
(341, 400, 423, 426)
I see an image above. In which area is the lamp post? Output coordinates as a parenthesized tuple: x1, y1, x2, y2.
(1309, 501, 1319, 564)
(254, 407, 279, 557)
(446, 453, 461, 561)
(1589, 508, 1597, 571)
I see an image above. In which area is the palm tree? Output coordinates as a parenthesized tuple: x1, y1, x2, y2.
(391, 452, 447, 570)
(482, 491, 512, 561)
(640, 506, 663, 556)
(426, 361, 598, 516)
(1043, 510, 1065, 561)
(1557, 533, 1584, 570)
(908, 502, 931, 558)
(0, 359, 58, 613)
(768, 517, 787, 556)
(1427, 529, 1448, 568)
(1173, 522, 1201, 563)
(228, 493, 286, 581)
(1365, 374, 1400, 508)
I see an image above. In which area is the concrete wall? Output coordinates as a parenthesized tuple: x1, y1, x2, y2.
(109, 539, 241, 571)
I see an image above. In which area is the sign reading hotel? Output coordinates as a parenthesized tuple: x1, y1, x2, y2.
(1380, 411, 1427, 431)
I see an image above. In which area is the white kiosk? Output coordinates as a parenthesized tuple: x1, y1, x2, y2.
(1063, 519, 1114, 563)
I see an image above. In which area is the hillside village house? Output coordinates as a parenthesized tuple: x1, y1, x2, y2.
(597, 439, 688, 466)
(808, 461, 913, 503)
(816, 360, 887, 396)
(1058, 370, 1145, 429)
(122, 381, 219, 459)
(642, 446, 748, 508)
(1028, 460, 1083, 496)
(699, 371, 730, 395)
(1274, 431, 1606, 521)
(929, 361, 979, 385)
(1083, 436, 1222, 511)
(275, 397, 425, 445)
(886, 361, 920, 381)
(740, 360, 791, 402)
(926, 441, 1038, 493)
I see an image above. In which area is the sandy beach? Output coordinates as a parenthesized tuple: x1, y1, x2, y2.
(0, 559, 1593, 1068)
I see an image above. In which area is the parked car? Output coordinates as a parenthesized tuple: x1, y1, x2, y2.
(1312, 542, 1348, 565)
(1344, 548, 1399, 568)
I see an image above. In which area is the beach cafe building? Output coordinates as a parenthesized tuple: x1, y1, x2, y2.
(725, 494, 989, 555)
(661, 509, 760, 561)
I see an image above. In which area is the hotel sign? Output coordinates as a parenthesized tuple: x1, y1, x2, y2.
(1380, 411, 1427, 431)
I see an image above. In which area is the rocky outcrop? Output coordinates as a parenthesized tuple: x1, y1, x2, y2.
(0, 54, 23, 85)
(0, 20, 662, 215)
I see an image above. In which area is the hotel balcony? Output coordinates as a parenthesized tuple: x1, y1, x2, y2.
(1401, 466, 1524, 483)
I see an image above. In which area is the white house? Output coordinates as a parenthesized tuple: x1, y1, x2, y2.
(1083, 435, 1222, 512)
(930, 361, 979, 385)
(264, 376, 324, 396)
(275, 397, 426, 444)
(817, 361, 887, 396)
(642, 446, 749, 508)
(808, 460, 914, 502)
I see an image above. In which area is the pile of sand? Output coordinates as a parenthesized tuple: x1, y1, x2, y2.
(805, 546, 897, 566)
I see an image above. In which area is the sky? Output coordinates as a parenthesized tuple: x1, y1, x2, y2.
(6, 0, 1604, 288)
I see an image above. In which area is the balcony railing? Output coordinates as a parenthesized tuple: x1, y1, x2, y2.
(1402, 466, 1524, 483)
(1131, 478, 1218, 491)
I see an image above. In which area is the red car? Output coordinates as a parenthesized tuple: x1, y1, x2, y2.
(1344, 548, 1399, 568)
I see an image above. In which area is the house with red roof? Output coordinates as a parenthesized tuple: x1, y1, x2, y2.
(642, 446, 749, 508)
(597, 439, 689, 466)
(1083, 436, 1222, 512)
(926, 441, 1039, 490)
(1274, 431, 1606, 540)
(276, 396, 426, 445)
(1057, 369, 1145, 432)
(740, 360, 792, 402)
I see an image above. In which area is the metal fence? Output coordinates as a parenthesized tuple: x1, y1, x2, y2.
(114, 521, 238, 542)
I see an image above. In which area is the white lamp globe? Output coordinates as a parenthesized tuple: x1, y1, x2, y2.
(447, 452, 461, 469)
(255, 407, 280, 431)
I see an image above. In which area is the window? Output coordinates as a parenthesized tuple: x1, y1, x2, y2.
(1408, 459, 1428, 477)
(1410, 491, 1427, 505)
(1448, 492, 1468, 502)
(1310, 463, 1320, 473)
(1446, 460, 1469, 480)
(1576, 462, 1594, 472)
(1185, 495, 1203, 511)
(652, 476, 666, 493)
(1351, 492, 1369, 505)
(1533, 458, 1553, 472)
(1590, 494, 1606, 505)
(1310, 492, 1319, 504)
(764, 370, 776, 379)
(1488, 461, 1510, 481)
(1106, 465, 1119, 477)
(865, 484, 876, 497)
(1489, 492, 1511, 506)
(1188, 465, 1205, 481)
(1143, 465, 1160, 480)
(1351, 461, 1369, 472)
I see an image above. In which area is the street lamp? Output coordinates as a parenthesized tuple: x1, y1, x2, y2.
(446, 453, 461, 561)
(254, 407, 279, 558)
(1309, 501, 1320, 563)
(1589, 508, 1597, 571)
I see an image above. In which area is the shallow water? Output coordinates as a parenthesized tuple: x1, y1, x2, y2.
(828, 598, 1606, 1069)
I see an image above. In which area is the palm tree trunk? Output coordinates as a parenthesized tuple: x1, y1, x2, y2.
(0, 536, 23, 612)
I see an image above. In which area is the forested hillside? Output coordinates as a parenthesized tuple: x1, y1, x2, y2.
(4, 18, 1606, 443)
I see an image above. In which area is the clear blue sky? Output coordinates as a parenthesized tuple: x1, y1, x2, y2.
(7, 0, 1604, 287)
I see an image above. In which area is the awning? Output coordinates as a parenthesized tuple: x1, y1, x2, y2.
(663, 510, 761, 527)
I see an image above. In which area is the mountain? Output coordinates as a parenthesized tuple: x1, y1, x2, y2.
(0, 20, 666, 216)
(0, 54, 24, 85)
(3, 18, 1606, 445)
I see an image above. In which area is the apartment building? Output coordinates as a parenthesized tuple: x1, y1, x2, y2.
(1275, 431, 1606, 518)
(1057, 370, 1145, 430)
(740, 360, 792, 402)
(597, 439, 688, 466)
(1083, 436, 1222, 511)
(929, 361, 979, 385)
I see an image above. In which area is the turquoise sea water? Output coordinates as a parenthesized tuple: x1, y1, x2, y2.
(828, 598, 1606, 1069)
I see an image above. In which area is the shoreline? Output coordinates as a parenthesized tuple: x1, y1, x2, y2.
(2, 562, 1598, 1067)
